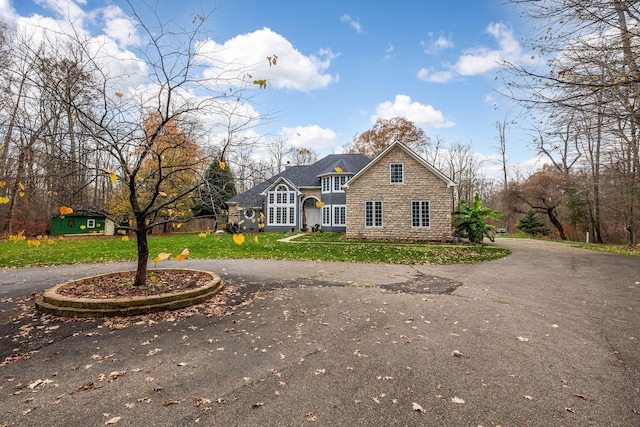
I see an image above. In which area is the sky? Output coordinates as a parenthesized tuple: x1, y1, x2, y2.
(1, 0, 543, 178)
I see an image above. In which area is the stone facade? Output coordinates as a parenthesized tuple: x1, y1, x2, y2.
(345, 144, 455, 242)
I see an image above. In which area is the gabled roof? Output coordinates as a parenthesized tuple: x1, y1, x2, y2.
(227, 153, 371, 207)
(343, 140, 457, 188)
(260, 176, 302, 196)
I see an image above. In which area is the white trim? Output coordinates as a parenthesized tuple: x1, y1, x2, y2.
(365, 200, 383, 227)
(321, 205, 331, 226)
(411, 200, 430, 228)
(390, 163, 404, 184)
(332, 204, 346, 226)
(343, 141, 457, 189)
(86, 219, 96, 228)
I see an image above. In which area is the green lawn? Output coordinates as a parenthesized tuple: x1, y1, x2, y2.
(0, 232, 510, 268)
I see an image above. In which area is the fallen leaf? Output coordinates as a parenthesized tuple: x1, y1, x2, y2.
(105, 416, 121, 424)
(574, 393, 593, 401)
(163, 399, 180, 406)
(524, 395, 535, 401)
(194, 397, 211, 407)
(451, 350, 462, 357)
(451, 397, 465, 404)
(412, 402, 426, 412)
(517, 336, 529, 342)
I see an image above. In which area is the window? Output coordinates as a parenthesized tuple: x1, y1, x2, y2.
(390, 163, 404, 183)
(321, 177, 331, 193)
(267, 184, 296, 226)
(244, 209, 255, 220)
(412, 201, 430, 228)
(333, 175, 348, 192)
(86, 219, 96, 228)
(365, 201, 383, 227)
(322, 206, 331, 226)
(333, 205, 346, 226)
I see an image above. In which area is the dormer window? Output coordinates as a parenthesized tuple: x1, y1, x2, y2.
(333, 175, 348, 192)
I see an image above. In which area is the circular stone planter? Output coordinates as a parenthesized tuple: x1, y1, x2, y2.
(35, 269, 223, 318)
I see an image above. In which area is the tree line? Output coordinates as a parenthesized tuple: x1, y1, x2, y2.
(1, 0, 638, 247)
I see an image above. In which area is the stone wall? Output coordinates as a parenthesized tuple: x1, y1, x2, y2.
(345, 145, 454, 241)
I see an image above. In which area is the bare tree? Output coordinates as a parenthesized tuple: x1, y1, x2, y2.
(25, 3, 271, 286)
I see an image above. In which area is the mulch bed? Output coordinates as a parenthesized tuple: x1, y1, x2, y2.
(57, 271, 211, 299)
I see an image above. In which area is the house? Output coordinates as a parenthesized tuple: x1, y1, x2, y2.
(227, 153, 371, 232)
(227, 141, 457, 241)
(343, 141, 457, 241)
(50, 213, 115, 236)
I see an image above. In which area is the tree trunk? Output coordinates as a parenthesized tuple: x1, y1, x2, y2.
(547, 208, 567, 240)
(134, 222, 149, 287)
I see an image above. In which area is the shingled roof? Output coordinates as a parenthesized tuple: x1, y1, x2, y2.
(227, 153, 371, 208)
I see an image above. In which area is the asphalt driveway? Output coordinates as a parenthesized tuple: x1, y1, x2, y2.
(0, 239, 638, 426)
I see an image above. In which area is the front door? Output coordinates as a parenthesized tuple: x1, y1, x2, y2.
(303, 199, 321, 229)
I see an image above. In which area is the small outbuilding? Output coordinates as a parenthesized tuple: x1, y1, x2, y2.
(50, 213, 115, 236)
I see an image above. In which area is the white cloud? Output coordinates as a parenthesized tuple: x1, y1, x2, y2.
(455, 22, 522, 75)
(100, 5, 143, 48)
(372, 94, 455, 128)
(417, 67, 455, 83)
(0, 0, 17, 22)
(340, 14, 363, 33)
(420, 22, 524, 83)
(421, 33, 454, 54)
(280, 125, 339, 153)
(384, 43, 394, 60)
(197, 27, 338, 91)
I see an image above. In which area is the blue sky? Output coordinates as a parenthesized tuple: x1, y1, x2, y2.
(2, 0, 541, 177)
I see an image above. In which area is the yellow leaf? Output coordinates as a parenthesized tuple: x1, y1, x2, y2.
(334, 167, 343, 173)
(18, 182, 25, 190)
(233, 234, 245, 245)
(198, 232, 207, 238)
(59, 206, 74, 215)
(0, 181, 5, 188)
(115, 92, 123, 98)
(0, 196, 9, 204)
(80, 225, 86, 230)
(238, 219, 245, 225)
(218, 161, 226, 170)
(176, 248, 189, 261)
(110, 173, 117, 183)
(252, 235, 259, 243)
(159, 191, 167, 197)
(175, 223, 182, 228)
(19, 191, 25, 197)
(153, 252, 171, 264)
(48, 239, 55, 245)
(121, 236, 129, 242)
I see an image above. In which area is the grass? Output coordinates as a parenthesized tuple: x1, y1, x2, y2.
(0, 232, 511, 269)
(498, 233, 640, 257)
(571, 242, 640, 257)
